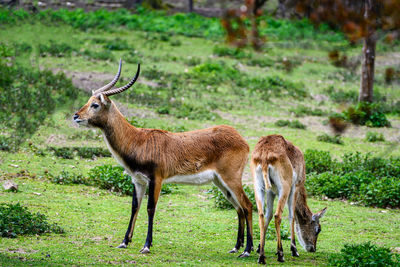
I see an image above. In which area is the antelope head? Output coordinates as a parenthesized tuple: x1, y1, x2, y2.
(296, 207, 327, 252)
(73, 60, 140, 128)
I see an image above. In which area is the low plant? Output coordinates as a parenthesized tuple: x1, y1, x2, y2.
(88, 165, 175, 196)
(48, 171, 91, 186)
(38, 40, 77, 57)
(317, 133, 343, 145)
(103, 37, 130, 51)
(81, 49, 115, 61)
(128, 117, 187, 132)
(289, 105, 326, 117)
(47, 146, 111, 159)
(0, 203, 64, 238)
(343, 102, 391, 128)
(304, 149, 335, 174)
(207, 185, 290, 240)
(275, 120, 306, 129)
(329, 242, 400, 267)
(365, 131, 385, 142)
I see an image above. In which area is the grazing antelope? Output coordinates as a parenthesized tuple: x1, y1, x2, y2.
(251, 135, 327, 263)
(73, 60, 254, 257)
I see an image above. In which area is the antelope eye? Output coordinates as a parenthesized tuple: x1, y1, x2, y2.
(316, 227, 321, 235)
(91, 103, 99, 109)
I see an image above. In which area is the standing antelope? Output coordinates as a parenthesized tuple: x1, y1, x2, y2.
(251, 135, 327, 263)
(73, 60, 254, 257)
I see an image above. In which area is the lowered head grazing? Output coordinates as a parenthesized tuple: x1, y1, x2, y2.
(73, 59, 140, 128)
(295, 207, 327, 252)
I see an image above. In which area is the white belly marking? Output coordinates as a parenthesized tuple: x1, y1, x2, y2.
(164, 170, 217, 185)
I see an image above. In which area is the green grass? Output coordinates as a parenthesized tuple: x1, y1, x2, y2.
(1, 8, 400, 266)
(1, 177, 399, 266)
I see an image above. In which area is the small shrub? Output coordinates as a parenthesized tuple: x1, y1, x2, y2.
(213, 46, 248, 59)
(317, 133, 343, 145)
(360, 177, 400, 208)
(306, 171, 374, 200)
(184, 56, 201, 66)
(48, 147, 74, 159)
(275, 119, 306, 129)
(290, 120, 306, 129)
(88, 165, 174, 196)
(365, 131, 385, 142)
(47, 146, 111, 159)
(329, 242, 400, 267)
(170, 39, 182, 46)
(38, 40, 76, 57)
(323, 86, 358, 103)
(103, 38, 130, 51)
(275, 119, 290, 127)
(208, 185, 256, 211)
(304, 149, 334, 174)
(88, 165, 132, 195)
(289, 105, 326, 117)
(343, 102, 391, 128)
(48, 171, 90, 185)
(0, 203, 64, 238)
(81, 49, 115, 61)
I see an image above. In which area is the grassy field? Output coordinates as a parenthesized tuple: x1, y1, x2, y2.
(1, 8, 400, 266)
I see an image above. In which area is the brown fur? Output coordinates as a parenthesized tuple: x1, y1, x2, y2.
(251, 135, 326, 263)
(75, 94, 253, 256)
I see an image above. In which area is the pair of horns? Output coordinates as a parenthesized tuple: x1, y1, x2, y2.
(92, 59, 140, 97)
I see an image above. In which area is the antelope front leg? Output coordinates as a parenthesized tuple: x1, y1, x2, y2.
(117, 181, 145, 248)
(289, 188, 299, 257)
(140, 179, 162, 254)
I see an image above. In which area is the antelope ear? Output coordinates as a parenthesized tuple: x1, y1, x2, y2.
(313, 207, 327, 221)
(99, 93, 110, 106)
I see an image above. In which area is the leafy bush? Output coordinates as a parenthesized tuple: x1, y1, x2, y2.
(289, 105, 326, 117)
(317, 133, 343, 145)
(103, 37, 130, 51)
(81, 49, 115, 61)
(38, 40, 77, 57)
(304, 149, 335, 174)
(304, 150, 400, 208)
(275, 119, 306, 129)
(0, 203, 64, 238)
(208, 185, 256, 211)
(306, 171, 375, 200)
(207, 185, 290, 240)
(88, 165, 132, 195)
(0, 48, 81, 150)
(128, 117, 187, 132)
(88, 165, 175, 196)
(359, 177, 400, 208)
(213, 46, 249, 59)
(324, 86, 358, 103)
(329, 242, 400, 267)
(343, 102, 391, 128)
(47, 146, 111, 159)
(365, 131, 385, 142)
(48, 171, 90, 185)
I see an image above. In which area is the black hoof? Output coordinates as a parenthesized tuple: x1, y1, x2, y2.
(256, 244, 260, 253)
(276, 251, 284, 262)
(238, 251, 250, 258)
(258, 255, 266, 264)
(291, 246, 299, 257)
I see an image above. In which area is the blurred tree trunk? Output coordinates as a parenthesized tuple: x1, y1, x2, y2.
(359, 0, 376, 102)
(188, 0, 193, 12)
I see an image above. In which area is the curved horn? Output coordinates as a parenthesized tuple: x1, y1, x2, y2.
(92, 59, 122, 95)
(103, 64, 140, 97)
